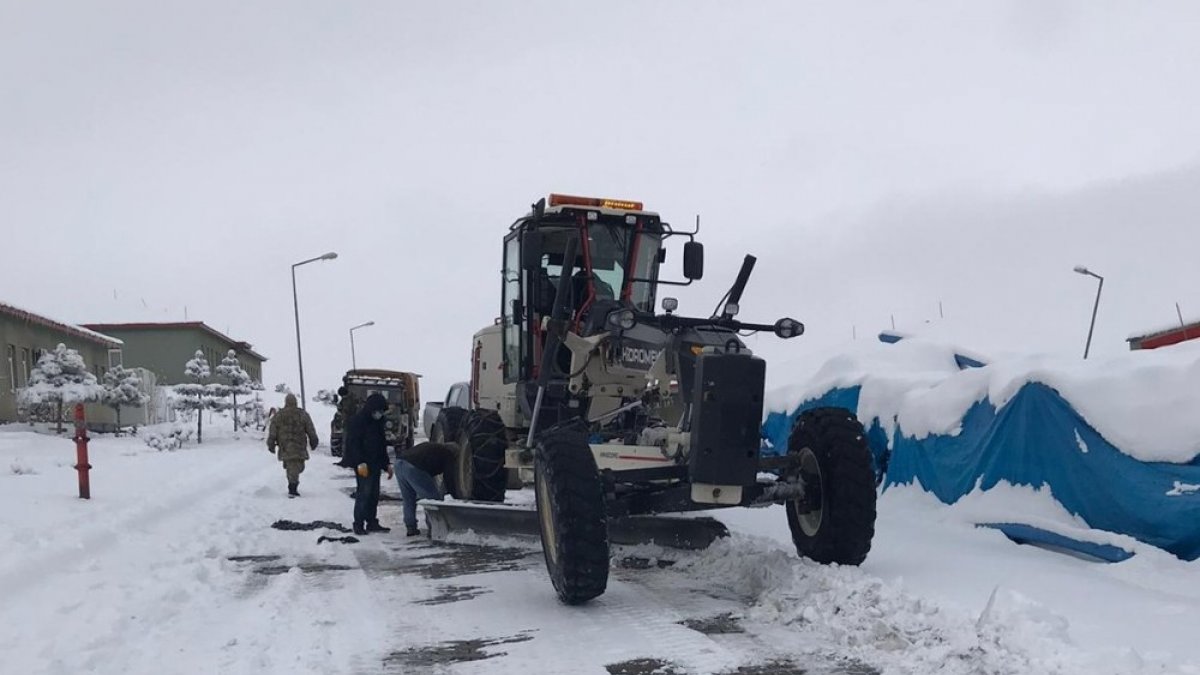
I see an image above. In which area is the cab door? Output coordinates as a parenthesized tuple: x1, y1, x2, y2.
(501, 233, 525, 383)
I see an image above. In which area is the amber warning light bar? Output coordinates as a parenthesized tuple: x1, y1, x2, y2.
(549, 193, 644, 211)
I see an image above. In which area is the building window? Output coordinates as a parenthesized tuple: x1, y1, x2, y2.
(20, 348, 30, 387)
(108, 349, 123, 368)
(6, 344, 14, 392)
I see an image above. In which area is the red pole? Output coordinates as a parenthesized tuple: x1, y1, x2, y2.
(73, 403, 91, 499)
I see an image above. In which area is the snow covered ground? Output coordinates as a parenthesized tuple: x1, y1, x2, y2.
(2, 425, 1198, 674)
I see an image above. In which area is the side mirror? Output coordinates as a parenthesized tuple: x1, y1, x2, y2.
(522, 231, 544, 270)
(683, 241, 704, 280)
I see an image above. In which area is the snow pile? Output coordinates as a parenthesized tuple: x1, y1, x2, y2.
(9, 458, 36, 475)
(767, 340, 964, 441)
(673, 534, 1185, 675)
(143, 426, 194, 451)
(768, 337, 1200, 463)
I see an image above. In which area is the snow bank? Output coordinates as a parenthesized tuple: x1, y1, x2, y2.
(669, 533, 1180, 675)
(768, 337, 1200, 464)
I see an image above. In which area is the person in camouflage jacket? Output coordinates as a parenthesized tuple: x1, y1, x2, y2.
(268, 393, 319, 497)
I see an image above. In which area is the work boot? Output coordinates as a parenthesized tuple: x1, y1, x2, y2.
(288, 483, 299, 497)
(353, 522, 368, 536)
(367, 521, 391, 533)
(406, 527, 420, 537)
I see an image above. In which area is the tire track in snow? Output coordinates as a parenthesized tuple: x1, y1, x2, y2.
(0, 443, 277, 600)
(0, 445, 298, 673)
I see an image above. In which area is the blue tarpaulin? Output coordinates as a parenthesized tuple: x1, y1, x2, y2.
(762, 382, 1200, 560)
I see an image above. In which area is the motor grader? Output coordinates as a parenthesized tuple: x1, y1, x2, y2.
(432, 193, 877, 605)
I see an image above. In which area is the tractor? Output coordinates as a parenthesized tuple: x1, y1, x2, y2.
(435, 194, 877, 605)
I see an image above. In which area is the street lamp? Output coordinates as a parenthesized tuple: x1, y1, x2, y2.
(1073, 265, 1104, 359)
(349, 321, 375, 371)
(292, 251, 338, 409)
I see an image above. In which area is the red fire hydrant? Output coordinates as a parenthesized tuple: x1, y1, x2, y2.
(73, 403, 91, 499)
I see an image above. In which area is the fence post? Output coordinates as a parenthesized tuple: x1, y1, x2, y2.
(73, 403, 91, 499)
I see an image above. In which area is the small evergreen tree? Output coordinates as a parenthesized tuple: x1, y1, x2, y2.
(172, 350, 215, 444)
(215, 350, 253, 431)
(313, 389, 338, 406)
(274, 383, 292, 394)
(18, 343, 104, 434)
(101, 364, 148, 433)
(247, 381, 267, 430)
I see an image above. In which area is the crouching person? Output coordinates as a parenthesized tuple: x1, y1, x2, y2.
(395, 442, 455, 536)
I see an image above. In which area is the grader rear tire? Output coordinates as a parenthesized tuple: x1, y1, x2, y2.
(786, 407, 877, 566)
(535, 431, 609, 605)
(452, 410, 508, 502)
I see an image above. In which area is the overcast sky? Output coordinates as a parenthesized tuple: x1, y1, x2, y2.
(3, 1, 1198, 402)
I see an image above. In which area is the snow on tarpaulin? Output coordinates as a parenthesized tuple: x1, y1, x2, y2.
(761, 338, 1200, 560)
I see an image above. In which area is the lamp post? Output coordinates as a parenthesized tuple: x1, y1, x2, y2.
(1073, 265, 1104, 359)
(292, 252, 338, 409)
(349, 321, 375, 371)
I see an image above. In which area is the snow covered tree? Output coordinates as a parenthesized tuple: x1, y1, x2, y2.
(172, 350, 216, 444)
(214, 350, 253, 431)
(17, 343, 103, 434)
(274, 383, 292, 395)
(245, 381, 267, 430)
(313, 389, 338, 407)
(101, 364, 148, 433)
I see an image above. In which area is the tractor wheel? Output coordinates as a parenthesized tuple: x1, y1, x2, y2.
(535, 431, 609, 605)
(452, 410, 508, 502)
(432, 408, 467, 445)
(785, 407, 876, 566)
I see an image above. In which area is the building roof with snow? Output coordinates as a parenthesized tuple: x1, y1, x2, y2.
(1126, 319, 1200, 351)
(82, 322, 267, 362)
(79, 321, 266, 386)
(0, 301, 122, 347)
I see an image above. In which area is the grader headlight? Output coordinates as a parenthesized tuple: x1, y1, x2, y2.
(606, 308, 637, 331)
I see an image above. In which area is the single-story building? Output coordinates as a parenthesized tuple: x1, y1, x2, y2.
(81, 322, 266, 385)
(1127, 319, 1200, 351)
(1, 301, 122, 426)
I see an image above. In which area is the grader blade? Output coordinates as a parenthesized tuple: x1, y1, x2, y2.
(422, 501, 730, 550)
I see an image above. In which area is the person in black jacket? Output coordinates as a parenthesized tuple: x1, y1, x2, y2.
(343, 393, 394, 536)
(395, 441, 456, 536)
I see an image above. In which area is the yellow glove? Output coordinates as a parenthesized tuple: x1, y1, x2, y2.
(356, 463, 369, 478)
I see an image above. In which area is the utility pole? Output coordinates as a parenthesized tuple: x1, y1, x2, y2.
(292, 252, 338, 409)
(1073, 266, 1104, 359)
